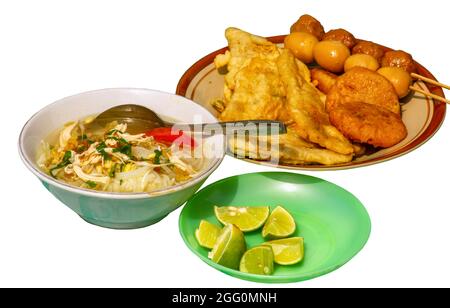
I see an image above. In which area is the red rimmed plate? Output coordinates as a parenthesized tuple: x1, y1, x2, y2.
(176, 35, 446, 170)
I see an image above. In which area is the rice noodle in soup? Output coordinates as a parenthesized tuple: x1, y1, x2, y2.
(37, 117, 209, 193)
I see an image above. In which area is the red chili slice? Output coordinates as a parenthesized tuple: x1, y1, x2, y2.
(145, 127, 197, 148)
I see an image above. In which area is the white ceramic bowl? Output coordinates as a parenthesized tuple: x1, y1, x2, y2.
(19, 88, 225, 229)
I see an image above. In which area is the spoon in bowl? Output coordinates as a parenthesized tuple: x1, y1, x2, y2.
(85, 104, 287, 136)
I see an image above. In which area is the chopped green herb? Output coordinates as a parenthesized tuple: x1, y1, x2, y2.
(77, 145, 87, 153)
(111, 138, 132, 157)
(86, 181, 97, 188)
(78, 134, 88, 141)
(113, 144, 132, 156)
(153, 149, 163, 164)
(78, 134, 94, 144)
(96, 142, 111, 160)
(109, 163, 117, 178)
(49, 151, 72, 178)
(106, 129, 124, 136)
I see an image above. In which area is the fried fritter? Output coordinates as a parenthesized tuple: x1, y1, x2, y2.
(326, 67, 400, 115)
(218, 28, 284, 121)
(310, 68, 338, 94)
(229, 128, 353, 165)
(220, 57, 285, 121)
(277, 49, 354, 155)
(329, 102, 407, 148)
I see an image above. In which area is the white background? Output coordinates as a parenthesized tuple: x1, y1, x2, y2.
(1, 0, 449, 288)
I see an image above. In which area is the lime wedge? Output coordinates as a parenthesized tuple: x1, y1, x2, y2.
(263, 237, 304, 265)
(262, 206, 296, 239)
(214, 206, 270, 232)
(208, 224, 246, 270)
(195, 220, 222, 249)
(239, 246, 274, 275)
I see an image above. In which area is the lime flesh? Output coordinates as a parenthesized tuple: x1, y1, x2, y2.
(214, 206, 270, 232)
(264, 237, 304, 265)
(195, 220, 222, 249)
(239, 246, 274, 275)
(262, 206, 296, 239)
(208, 224, 246, 270)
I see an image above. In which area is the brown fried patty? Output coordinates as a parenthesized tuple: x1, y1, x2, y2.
(326, 67, 400, 115)
(329, 102, 407, 148)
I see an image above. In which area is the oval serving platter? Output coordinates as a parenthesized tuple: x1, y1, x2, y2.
(179, 172, 371, 283)
(176, 35, 446, 171)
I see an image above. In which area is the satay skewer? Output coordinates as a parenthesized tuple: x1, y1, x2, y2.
(409, 73, 450, 104)
(411, 73, 450, 91)
(410, 86, 450, 104)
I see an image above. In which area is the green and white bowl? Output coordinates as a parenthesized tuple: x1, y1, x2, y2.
(19, 88, 224, 229)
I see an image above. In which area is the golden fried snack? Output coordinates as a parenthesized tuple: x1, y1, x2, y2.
(228, 129, 353, 165)
(218, 28, 284, 121)
(329, 102, 407, 148)
(352, 41, 385, 64)
(326, 67, 400, 115)
(322, 29, 357, 49)
(277, 49, 354, 155)
(290, 14, 325, 40)
(381, 50, 417, 74)
(310, 68, 338, 94)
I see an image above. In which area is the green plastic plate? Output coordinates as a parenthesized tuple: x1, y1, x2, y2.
(179, 172, 371, 283)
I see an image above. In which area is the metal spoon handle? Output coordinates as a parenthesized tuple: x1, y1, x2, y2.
(173, 120, 287, 136)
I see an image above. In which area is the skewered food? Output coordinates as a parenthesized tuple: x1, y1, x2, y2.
(344, 54, 380, 72)
(377, 67, 412, 98)
(313, 41, 350, 73)
(322, 29, 357, 49)
(381, 50, 417, 74)
(290, 14, 325, 40)
(352, 41, 385, 64)
(284, 32, 318, 64)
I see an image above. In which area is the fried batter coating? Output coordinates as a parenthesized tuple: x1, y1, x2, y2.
(326, 67, 400, 115)
(329, 102, 407, 148)
(290, 14, 325, 40)
(381, 50, 417, 74)
(277, 49, 354, 155)
(229, 128, 353, 165)
(310, 68, 338, 94)
(219, 28, 284, 121)
(352, 41, 385, 64)
(322, 29, 357, 49)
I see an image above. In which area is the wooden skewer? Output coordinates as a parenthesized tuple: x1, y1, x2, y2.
(411, 73, 450, 91)
(410, 86, 450, 104)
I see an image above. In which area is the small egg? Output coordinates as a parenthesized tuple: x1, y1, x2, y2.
(284, 32, 319, 64)
(313, 41, 350, 73)
(377, 67, 412, 98)
(344, 54, 380, 72)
